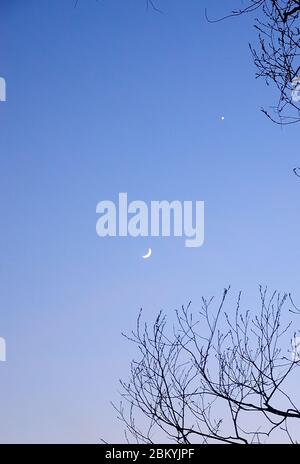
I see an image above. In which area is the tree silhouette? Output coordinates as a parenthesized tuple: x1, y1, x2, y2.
(146, 1, 300, 125)
(114, 288, 300, 443)
(236, 1, 299, 124)
(209, 1, 300, 125)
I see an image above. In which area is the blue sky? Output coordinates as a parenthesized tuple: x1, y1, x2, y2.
(0, 0, 300, 443)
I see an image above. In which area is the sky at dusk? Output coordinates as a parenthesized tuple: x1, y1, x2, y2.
(0, 0, 300, 443)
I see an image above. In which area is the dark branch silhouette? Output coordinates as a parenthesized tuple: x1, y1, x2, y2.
(207, 1, 300, 125)
(114, 288, 300, 443)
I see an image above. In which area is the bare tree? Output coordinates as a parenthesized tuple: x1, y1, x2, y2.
(114, 288, 300, 443)
(206, 1, 300, 125)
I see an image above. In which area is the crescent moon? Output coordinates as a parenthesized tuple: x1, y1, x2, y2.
(142, 248, 152, 259)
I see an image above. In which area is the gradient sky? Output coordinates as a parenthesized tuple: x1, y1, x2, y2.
(0, 0, 300, 443)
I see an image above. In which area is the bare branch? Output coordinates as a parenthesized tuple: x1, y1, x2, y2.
(115, 288, 300, 443)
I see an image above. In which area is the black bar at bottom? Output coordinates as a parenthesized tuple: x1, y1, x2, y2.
(0, 443, 298, 461)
